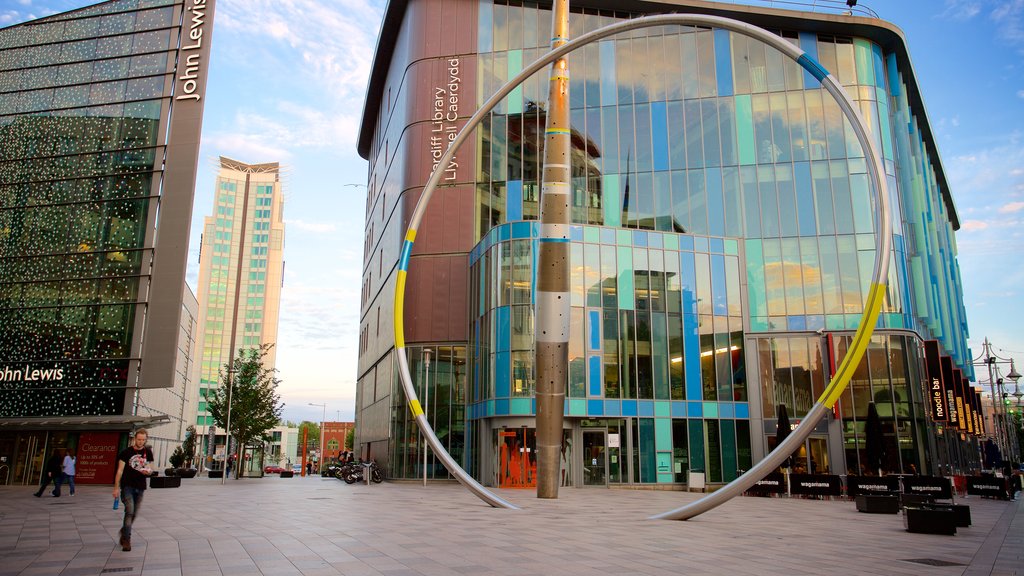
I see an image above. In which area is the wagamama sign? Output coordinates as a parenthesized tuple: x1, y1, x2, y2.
(430, 58, 462, 181)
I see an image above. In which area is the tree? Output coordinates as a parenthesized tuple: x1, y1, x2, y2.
(345, 428, 355, 451)
(206, 345, 284, 479)
(299, 421, 320, 448)
(181, 425, 197, 467)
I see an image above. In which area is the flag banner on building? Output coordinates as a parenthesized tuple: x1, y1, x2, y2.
(940, 355, 959, 429)
(960, 375, 975, 435)
(924, 341, 949, 422)
(953, 369, 970, 434)
(973, 388, 986, 435)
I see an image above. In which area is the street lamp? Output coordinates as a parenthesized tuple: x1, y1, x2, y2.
(309, 402, 326, 473)
(422, 349, 432, 487)
(976, 338, 1020, 464)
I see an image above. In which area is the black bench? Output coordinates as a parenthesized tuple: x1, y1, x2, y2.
(150, 476, 181, 488)
(900, 493, 935, 508)
(921, 503, 971, 527)
(279, 470, 294, 478)
(904, 506, 957, 535)
(207, 470, 223, 478)
(855, 494, 899, 514)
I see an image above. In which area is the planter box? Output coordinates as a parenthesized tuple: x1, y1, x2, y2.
(177, 468, 198, 478)
(922, 503, 971, 527)
(279, 471, 294, 478)
(150, 476, 181, 489)
(900, 493, 935, 508)
(207, 470, 223, 479)
(855, 494, 899, 514)
(904, 506, 956, 535)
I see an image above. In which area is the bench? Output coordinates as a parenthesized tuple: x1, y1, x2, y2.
(904, 506, 957, 535)
(855, 494, 899, 514)
(150, 476, 181, 489)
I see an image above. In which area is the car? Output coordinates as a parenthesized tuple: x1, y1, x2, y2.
(263, 465, 285, 474)
(291, 464, 302, 474)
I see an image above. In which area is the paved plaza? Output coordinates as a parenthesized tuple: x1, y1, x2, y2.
(0, 475, 1020, 576)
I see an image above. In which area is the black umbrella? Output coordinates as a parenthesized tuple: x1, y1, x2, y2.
(864, 402, 886, 476)
(775, 404, 793, 470)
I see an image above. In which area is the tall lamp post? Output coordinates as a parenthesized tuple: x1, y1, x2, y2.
(422, 349, 432, 487)
(975, 338, 1020, 464)
(221, 368, 236, 485)
(309, 402, 326, 473)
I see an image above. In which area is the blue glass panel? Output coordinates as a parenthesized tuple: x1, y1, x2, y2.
(719, 403, 735, 418)
(684, 314, 701, 399)
(588, 399, 605, 416)
(605, 400, 621, 416)
(794, 161, 816, 236)
(711, 255, 727, 316)
(511, 220, 531, 239)
(495, 351, 510, 397)
(589, 356, 602, 396)
(507, 180, 523, 222)
(633, 230, 648, 247)
(886, 53, 900, 96)
(588, 310, 601, 350)
(687, 402, 703, 418)
(735, 403, 750, 419)
(495, 398, 510, 415)
(652, 101, 669, 171)
(649, 232, 664, 249)
(571, 225, 584, 242)
(601, 227, 616, 244)
(871, 43, 886, 88)
(671, 401, 687, 417)
(787, 315, 807, 331)
(622, 400, 638, 417)
(600, 40, 617, 106)
(798, 32, 820, 88)
(639, 400, 655, 417)
(694, 237, 709, 253)
(496, 306, 510, 352)
(680, 252, 697, 313)
(478, 0, 493, 52)
(714, 29, 733, 96)
(499, 225, 511, 241)
(710, 238, 724, 253)
(806, 315, 825, 331)
(679, 235, 694, 251)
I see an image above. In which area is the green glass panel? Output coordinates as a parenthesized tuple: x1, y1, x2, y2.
(688, 419, 705, 475)
(703, 402, 719, 418)
(745, 239, 766, 318)
(603, 175, 621, 227)
(617, 246, 634, 310)
(735, 94, 755, 165)
(720, 420, 737, 482)
(853, 39, 872, 86)
(655, 402, 670, 417)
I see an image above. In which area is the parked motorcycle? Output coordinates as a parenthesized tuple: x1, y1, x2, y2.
(343, 460, 383, 484)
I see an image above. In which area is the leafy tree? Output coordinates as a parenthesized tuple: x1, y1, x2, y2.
(345, 428, 355, 451)
(206, 345, 284, 479)
(181, 425, 197, 467)
(299, 421, 320, 448)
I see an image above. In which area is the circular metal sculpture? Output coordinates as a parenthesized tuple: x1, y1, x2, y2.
(392, 14, 891, 515)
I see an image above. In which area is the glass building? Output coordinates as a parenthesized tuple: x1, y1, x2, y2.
(0, 0, 213, 485)
(355, 0, 981, 487)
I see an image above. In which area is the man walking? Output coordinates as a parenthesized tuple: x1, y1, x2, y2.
(33, 448, 63, 498)
(112, 429, 154, 551)
(54, 447, 77, 496)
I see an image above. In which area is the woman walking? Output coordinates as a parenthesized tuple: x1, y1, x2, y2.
(55, 447, 76, 496)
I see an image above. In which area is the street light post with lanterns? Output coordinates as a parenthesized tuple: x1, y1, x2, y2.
(975, 338, 1021, 465)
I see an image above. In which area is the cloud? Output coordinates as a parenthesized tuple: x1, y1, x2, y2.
(999, 201, 1024, 213)
(939, 0, 982, 20)
(991, 0, 1024, 45)
(285, 219, 338, 234)
(207, 0, 384, 157)
(961, 220, 990, 231)
(204, 132, 292, 162)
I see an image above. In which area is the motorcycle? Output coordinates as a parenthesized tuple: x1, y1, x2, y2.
(343, 460, 383, 484)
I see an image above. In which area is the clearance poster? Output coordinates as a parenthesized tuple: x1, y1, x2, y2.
(76, 432, 121, 484)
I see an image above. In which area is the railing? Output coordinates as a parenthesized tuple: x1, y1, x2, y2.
(713, 0, 880, 19)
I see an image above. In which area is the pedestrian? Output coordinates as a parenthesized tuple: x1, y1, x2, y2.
(112, 428, 154, 552)
(225, 454, 233, 478)
(33, 448, 63, 498)
(306, 461, 312, 476)
(54, 447, 77, 497)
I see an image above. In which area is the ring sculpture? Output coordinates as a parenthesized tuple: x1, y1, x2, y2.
(393, 13, 891, 516)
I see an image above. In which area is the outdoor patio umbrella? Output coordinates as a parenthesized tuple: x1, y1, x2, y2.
(864, 401, 886, 476)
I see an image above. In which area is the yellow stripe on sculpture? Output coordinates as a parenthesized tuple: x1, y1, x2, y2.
(394, 270, 407, 349)
(818, 282, 888, 408)
(409, 399, 424, 417)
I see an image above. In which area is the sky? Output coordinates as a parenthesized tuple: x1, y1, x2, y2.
(3, 0, 1023, 422)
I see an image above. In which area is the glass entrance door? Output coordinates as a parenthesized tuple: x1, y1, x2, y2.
(13, 432, 47, 485)
(582, 429, 607, 486)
